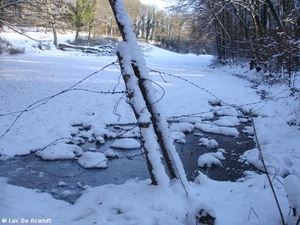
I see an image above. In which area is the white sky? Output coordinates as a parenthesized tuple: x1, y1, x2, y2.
(140, 0, 171, 10)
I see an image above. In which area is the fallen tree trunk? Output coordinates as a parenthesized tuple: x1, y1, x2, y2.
(108, 0, 188, 192)
(58, 43, 114, 54)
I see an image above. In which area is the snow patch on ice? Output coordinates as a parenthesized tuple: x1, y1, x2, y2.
(174, 117, 202, 124)
(78, 152, 107, 168)
(95, 136, 105, 144)
(91, 127, 117, 139)
(213, 116, 240, 127)
(77, 130, 93, 141)
(242, 126, 254, 135)
(58, 181, 67, 187)
(69, 137, 85, 145)
(195, 122, 239, 136)
(214, 106, 240, 116)
(169, 122, 194, 133)
(110, 138, 141, 149)
(197, 151, 225, 167)
(113, 126, 141, 138)
(104, 148, 119, 158)
(198, 137, 218, 149)
(36, 143, 83, 160)
(170, 131, 186, 143)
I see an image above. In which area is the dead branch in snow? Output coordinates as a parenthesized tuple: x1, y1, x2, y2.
(58, 43, 115, 55)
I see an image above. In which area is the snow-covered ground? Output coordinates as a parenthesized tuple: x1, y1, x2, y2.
(1, 29, 300, 225)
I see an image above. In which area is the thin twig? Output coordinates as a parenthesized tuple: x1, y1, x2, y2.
(248, 207, 259, 220)
(1, 20, 42, 42)
(0, 0, 24, 10)
(296, 215, 300, 225)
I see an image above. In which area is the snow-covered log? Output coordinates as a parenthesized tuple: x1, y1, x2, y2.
(108, 0, 188, 189)
(58, 43, 115, 55)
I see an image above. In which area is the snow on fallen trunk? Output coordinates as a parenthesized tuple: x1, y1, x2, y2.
(110, 0, 188, 187)
(116, 38, 169, 187)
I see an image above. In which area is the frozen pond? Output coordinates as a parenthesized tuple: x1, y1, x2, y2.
(0, 119, 258, 204)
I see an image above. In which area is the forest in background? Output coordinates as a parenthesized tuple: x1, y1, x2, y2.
(0, 0, 209, 53)
(178, 0, 300, 88)
(0, 0, 299, 86)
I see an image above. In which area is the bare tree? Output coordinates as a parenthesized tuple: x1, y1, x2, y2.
(174, 0, 300, 86)
(0, 0, 24, 29)
(43, 0, 58, 46)
(0, 0, 68, 47)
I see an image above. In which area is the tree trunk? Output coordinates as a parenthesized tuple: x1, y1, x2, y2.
(265, 0, 284, 31)
(75, 29, 80, 43)
(108, 0, 188, 190)
(43, 0, 58, 47)
(87, 25, 92, 45)
(52, 26, 58, 47)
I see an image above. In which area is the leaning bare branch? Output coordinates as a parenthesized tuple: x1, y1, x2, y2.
(0, 0, 24, 10)
(0, 20, 42, 42)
